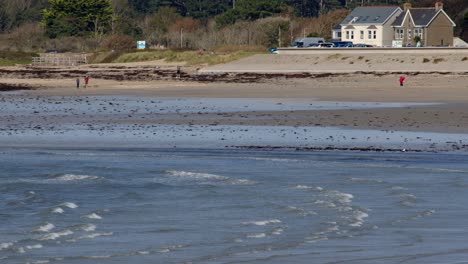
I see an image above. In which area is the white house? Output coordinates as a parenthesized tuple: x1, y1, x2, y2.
(333, 6, 402, 46)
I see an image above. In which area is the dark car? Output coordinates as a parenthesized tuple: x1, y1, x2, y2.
(332, 41, 353, 48)
(353, 44, 373, 48)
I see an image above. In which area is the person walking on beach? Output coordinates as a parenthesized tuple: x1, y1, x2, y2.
(176, 66, 181, 79)
(76, 78, 80, 89)
(399, 76, 406, 87)
(84, 76, 89, 88)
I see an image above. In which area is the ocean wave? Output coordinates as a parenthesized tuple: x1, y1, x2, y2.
(61, 202, 78, 209)
(284, 205, 317, 216)
(271, 228, 284, 235)
(39, 230, 73, 241)
(80, 224, 97, 232)
(349, 177, 385, 184)
(242, 219, 281, 226)
(83, 213, 102, 220)
(35, 223, 55, 233)
(247, 157, 298, 162)
(53, 174, 103, 182)
(327, 191, 354, 204)
(349, 210, 369, 227)
(77, 232, 113, 240)
(0, 242, 14, 250)
(25, 244, 43, 250)
(51, 207, 64, 214)
(247, 233, 266, 239)
(165, 170, 254, 185)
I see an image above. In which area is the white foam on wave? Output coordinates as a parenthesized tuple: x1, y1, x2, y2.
(39, 230, 73, 241)
(248, 157, 297, 162)
(349, 177, 384, 184)
(84, 255, 111, 259)
(157, 244, 184, 253)
(78, 232, 113, 240)
(51, 207, 64, 214)
(349, 211, 369, 227)
(165, 170, 254, 185)
(0, 242, 14, 250)
(293, 185, 324, 191)
(83, 213, 102, 220)
(328, 191, 354, 204)
(26, 244, 43, 250)
(285, 205, 317, 216)
(81, 224, 97, 232)
(314, 200, 336, 208)
(293, 185, 313, 189)
(28, 260, 50, 264)
(35, 223, 55, 232)
(306, 236, 329, 243)
(272, 228, 284, 235)
(61, 202, 78, 209)
(167, 170, 226, 180)
(243, 219, 281, 226)
(54, 174, 102, 182)
(247, 233, 266, 239)
(390, 186, 408, 191)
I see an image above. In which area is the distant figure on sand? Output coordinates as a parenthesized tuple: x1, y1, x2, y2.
(84, 76, 89, 88)
(76, 78, 80, 89)
(399, 76, 406, 87)
(176, 66, 181, 79)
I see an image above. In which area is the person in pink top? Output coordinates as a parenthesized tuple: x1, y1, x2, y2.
(399, 76, 406, 87)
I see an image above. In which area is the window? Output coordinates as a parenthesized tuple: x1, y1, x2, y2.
(395, 28, 404, 39)
(414, 28, 423, 38)
(360, 30, 364, 39)
(346, 31, 349, 39)
(368, 30, 372, 39)
(373, 31, 377, 39)
(407, 28, 412, 40)
(350, 31, 354, 40)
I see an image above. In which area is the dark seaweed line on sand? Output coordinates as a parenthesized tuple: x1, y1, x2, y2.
(0, 83, 36, 91)
(0, 68, 466, 85)
(228, 144, 468, 153)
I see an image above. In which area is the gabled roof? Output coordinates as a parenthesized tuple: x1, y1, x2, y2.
(340, 6, 402, 25)
(332, 24, 341, 30)
(392, 8, 456, 27)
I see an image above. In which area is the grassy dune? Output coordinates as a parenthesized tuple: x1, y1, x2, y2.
(92, 49, 263, 66)
(0, 51, 38, 66)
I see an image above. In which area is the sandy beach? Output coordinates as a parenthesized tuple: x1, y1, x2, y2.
(1, 52, 468, 151)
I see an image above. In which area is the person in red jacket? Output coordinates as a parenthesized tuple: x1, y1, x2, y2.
(399, 76, 406, 87)
(84, 76, 89, 88)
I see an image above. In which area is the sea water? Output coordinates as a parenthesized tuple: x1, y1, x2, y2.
(1, 148, 468, 264)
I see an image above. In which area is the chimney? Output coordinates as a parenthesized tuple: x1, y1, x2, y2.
(435, 1, 443, 10)
(403, 2, 412, 11)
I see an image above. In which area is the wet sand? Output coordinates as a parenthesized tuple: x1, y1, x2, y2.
(1, 59, 468, 151)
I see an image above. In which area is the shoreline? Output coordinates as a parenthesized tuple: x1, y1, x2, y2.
(1, 54, 468, 153)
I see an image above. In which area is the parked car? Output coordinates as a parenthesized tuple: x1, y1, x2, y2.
(332, 41, 353, 48)
(353, 43, 373, 48)
(308, 42, 335, 48)
(268, 47, 278, 54)
(318, 42, 335, 48)
(290, 37, 325, 48)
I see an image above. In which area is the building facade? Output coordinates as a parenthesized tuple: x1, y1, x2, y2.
(336, 6, 402, 47)
(391, 2, 456, 47)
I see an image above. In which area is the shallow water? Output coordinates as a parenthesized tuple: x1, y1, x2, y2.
(1, 148, 468, 264)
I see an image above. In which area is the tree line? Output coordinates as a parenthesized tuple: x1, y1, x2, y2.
(0, 0, 466, 52)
